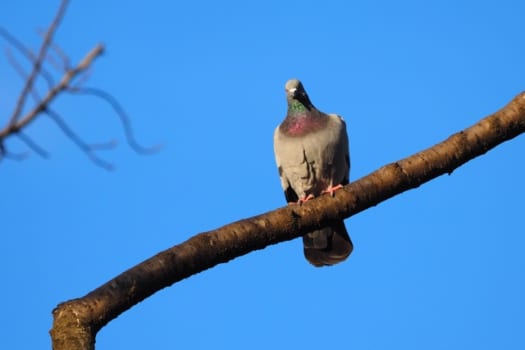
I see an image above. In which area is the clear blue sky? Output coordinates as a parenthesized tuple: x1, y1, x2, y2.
(2, 1, 524, 349)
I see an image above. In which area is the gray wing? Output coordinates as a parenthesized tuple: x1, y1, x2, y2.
(328, 113, 350, 186)
(301, 113, 349, 191)
(273, 126, 303, 202)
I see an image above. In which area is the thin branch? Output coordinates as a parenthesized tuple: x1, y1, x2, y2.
(0, 27, 36, 58)
(5, 48, 42, 102)
(68, 87, 162, 154)
(46, 108, 115, 170)
(37, 28, 72, 71)
(7, 0, 69, 126)
(51, 91, 525, 350)
(88, 140, 118, 151)
(36, 27, 74, 71)
(0, 27, 55, 89)
(44, 51, 67, 73)
(16, 132, 49, 158)
(1, 149, 29, 161)
(0, 43, 105, 139)
(1, 0, 156, 170)
(50, 41, 71, 70)
(68, 69, 92, 89)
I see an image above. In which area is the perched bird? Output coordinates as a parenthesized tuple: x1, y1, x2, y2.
(273, 79, 352, 267)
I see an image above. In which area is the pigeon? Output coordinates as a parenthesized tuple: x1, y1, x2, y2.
(273, 79, 353, 267)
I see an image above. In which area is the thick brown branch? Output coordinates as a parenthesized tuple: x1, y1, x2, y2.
(50, 92, 525, 350)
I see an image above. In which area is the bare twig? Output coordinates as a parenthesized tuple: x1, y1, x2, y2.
(1, 149, 29, 161)
(0, 27, 55, 88)
(0, 41, 105, 165)
(44, 51, 67, 73)
(68, 69, 92, 89)
(0, 44, 105, 139)
(5, 48, 42, 102)
(50, 41, 71, 70)
(46, 108, 115, 170)
(17, 132, 49, 158)
(1, 0, 158, 168)
(0, 27, 36, 58)
(68, 87, 162, 154)
(37, 28, 72, 71)
(7, 0, 69, 126)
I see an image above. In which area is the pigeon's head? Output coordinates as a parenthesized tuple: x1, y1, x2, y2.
(285, 79, 312, 107)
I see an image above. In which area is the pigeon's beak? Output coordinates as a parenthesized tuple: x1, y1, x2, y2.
(287, 87, 298, 98)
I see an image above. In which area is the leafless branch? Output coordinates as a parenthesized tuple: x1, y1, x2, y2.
(0, 41, 104, 162)
(0, 148, 29, 161)
(0, 27, 36, 58)
(16, 132, 49, 158)
(7, 0, 69, 126)
(51, 92, 525, 350)
(50, 41, 71, 70)
(46, 108, 115, 170)
(1, 0, 156, 168)
(5, 48, 42, 102)
(68, 87, 162, 154)
(37, 27, 72, 71)
(0, 43, 104, 137)
(0, 27, 55, 89)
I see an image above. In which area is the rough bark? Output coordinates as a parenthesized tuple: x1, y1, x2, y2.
(51, 92, 525, 349)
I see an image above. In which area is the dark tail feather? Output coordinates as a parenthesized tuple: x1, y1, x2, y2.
(302, 221, 353, 267)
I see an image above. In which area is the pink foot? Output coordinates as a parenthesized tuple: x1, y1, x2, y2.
(288, 194, 314, 206)
(322, 184, 343, 197)
(298, 194, 315, 204)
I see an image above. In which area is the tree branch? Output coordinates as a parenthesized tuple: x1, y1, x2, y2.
(1, 0, 156, 168)
(16, 131, 49, 158)
(67, 87, 162, 154)
(45, 108, 116, 170)
(0, 26, 55, 89)
(0, 44, 104, 139)
(50, 91, 525, 350)
(7, 0, 69, 126)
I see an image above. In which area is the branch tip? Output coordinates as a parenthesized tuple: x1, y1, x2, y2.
(67, 87, 162, 155)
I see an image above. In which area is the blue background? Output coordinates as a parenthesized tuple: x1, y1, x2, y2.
(1, 1, 524, 349)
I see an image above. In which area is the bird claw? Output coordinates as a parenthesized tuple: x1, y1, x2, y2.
(322, 184, 343, 197)
(300, 194, 315, 204)
(289, 194, 315, 206)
